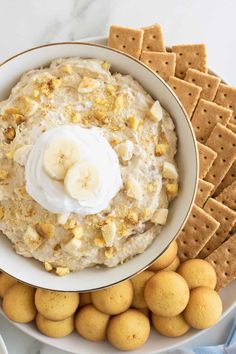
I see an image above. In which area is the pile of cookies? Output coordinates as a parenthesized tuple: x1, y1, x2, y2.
(0, 240, 223, 351)
(108, 24, 236, 292)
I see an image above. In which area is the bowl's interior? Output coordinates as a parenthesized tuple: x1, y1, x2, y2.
(0, 43, 198, 291)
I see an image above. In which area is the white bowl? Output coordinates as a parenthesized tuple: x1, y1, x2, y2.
(0, 42, 198, 291)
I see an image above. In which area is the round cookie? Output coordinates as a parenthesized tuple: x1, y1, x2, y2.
(79, 292, 91, 307)
(152, 313, 190, 337)
(75, 304, 110, 342)
(91, 280, 133, 315)
(148, 241, 178, 271)
(35, 289, 79, 321)
(177, 259, 217, 289)
(183, 287, 222, 329)
(3, 282, 36, 323)
(131, 271, 154, 309)
(36, 313, 74, 338)
(162, 256, 180, 272)
(0, 273, 17, 298)
(107, 309, 150, 350)
(144, 271, 189, 316)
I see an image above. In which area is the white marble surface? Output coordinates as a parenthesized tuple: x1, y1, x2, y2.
(0, 0, 236, 353)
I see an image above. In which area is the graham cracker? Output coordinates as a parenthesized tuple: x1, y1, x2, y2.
(177, 204, 220, 261)
(195, 179, 214, 207)
(140, 51, 176, 82)
(206, 234, 236, 291)
(214, 160, 236, 196)
(108, 25, 144, 59)
(168, 76, 202, 118)
(185, 68, 220, 101)
(171, 44, 207, 79)
(191, 99, 232, 143)
(197, 142, 217, 179)
(205, 124, 236, 192)
(216, 180, 236, 211)
(142, 24, 165, 52)
(199, 198, 236, 258)
(227, 123, 236, 134)
(214, 84, 236, 125)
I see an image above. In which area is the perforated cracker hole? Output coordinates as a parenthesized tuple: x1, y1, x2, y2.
(224, 272, 228, 276)
(152, 35, 156, 39)
(229, 105, 232, 108)
(203, 109, 207, 113)
(115, 34, 119, 38)
(208, 84, 211, 88)
(165, 62, 169, 65)
(195, 239, 198, 243)
(188, 62, 191, 65)
(179, 53, 183, 56)
(192, 79, 195, 82)
(206, 225, 209, 229)
(200, 189, 203, 192)
(188, 93, 192, 96)
(148, 60, 152, 64)
(122, 45, 126, 49)
(132, 37, 135, 41)
(146, 46, 150, 50)
(206, 247, 210, 251)
(219, 115, 223, 119)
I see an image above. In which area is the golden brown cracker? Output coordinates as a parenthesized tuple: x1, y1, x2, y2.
(216, 180, 236, 211)
(195, 179, 214, 207)
(205, 124, 236, 192)
(214, 161, 236, 196)
(199, 198, 236, 258)
(214, 84, 236, 125)
(142, 24, 165, 52)
(191, 99, 232, 143)
(140, 51, 176, 82)
(108, 25, 144, 59)
(227, 123, 236, 134)
(172, 44, 207, 79)
(197, 142, 217, 179)
(185, 69, 220, 101)
(168, 76, 202, 118)
(177, 204, 220, 261)
(206, 234, 236, 291)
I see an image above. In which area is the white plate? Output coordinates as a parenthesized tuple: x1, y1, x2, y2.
(0, 37, 235, 354)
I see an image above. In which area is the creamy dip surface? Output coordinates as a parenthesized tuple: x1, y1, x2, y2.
(0, 58, 178, 275)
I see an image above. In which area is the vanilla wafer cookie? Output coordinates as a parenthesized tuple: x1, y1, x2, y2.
(199, 198, 236, 258)
(197, 142, 217, 179)
(191, 99, 232, 143)
(214, 84, 236, 125)
(205, 124, 236, 193)
(140, 51, 176, 81)
(172, 44, 207, 79)
(168, 76, 202, 118)
(108, 25, 144, 59)
(206, 234, 236, 291)
(142, 24, 165, 52)
(195, 179, 214, 207)
(177, 204, 220, 261)
(185, 69, 220, 101)
(216, 180, 236, 211)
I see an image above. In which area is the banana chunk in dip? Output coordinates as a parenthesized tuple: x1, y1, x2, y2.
(0, 58, 178, 274)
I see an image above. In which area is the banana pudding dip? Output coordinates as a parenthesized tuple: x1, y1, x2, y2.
(0, 58, 178, 275)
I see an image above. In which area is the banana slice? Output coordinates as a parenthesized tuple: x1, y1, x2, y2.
(78, 77, 100, 93)
(43, 138, 81, 180)
(64, 162, 100, 201)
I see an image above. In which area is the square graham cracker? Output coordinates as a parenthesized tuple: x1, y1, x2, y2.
(195, 179, 214, 207)
(214, 160, 236, 196)
(185, 68, 220, 101)
(108, 25, 144, 59)
(191, 99, 232, 143)
(140, 51, 176, 82)
(168, 76, 202, 118)
(197, 142, 217, 179)
(171, 44, 207, 79)
(206, 234, 236, 291)
(216, 180, 236, 211)
(177, 204, 220, 262)
(214, 84, 236, 125)
(142, 24, 165, 52)
(205, 124, 236, 193)
(199, 198, 236, 258)
(227, 123, 236, 134)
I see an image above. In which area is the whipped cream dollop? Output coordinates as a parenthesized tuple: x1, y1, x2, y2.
(25, 125, 122, 214)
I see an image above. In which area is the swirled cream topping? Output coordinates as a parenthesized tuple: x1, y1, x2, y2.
(25, 125, 122, 214)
